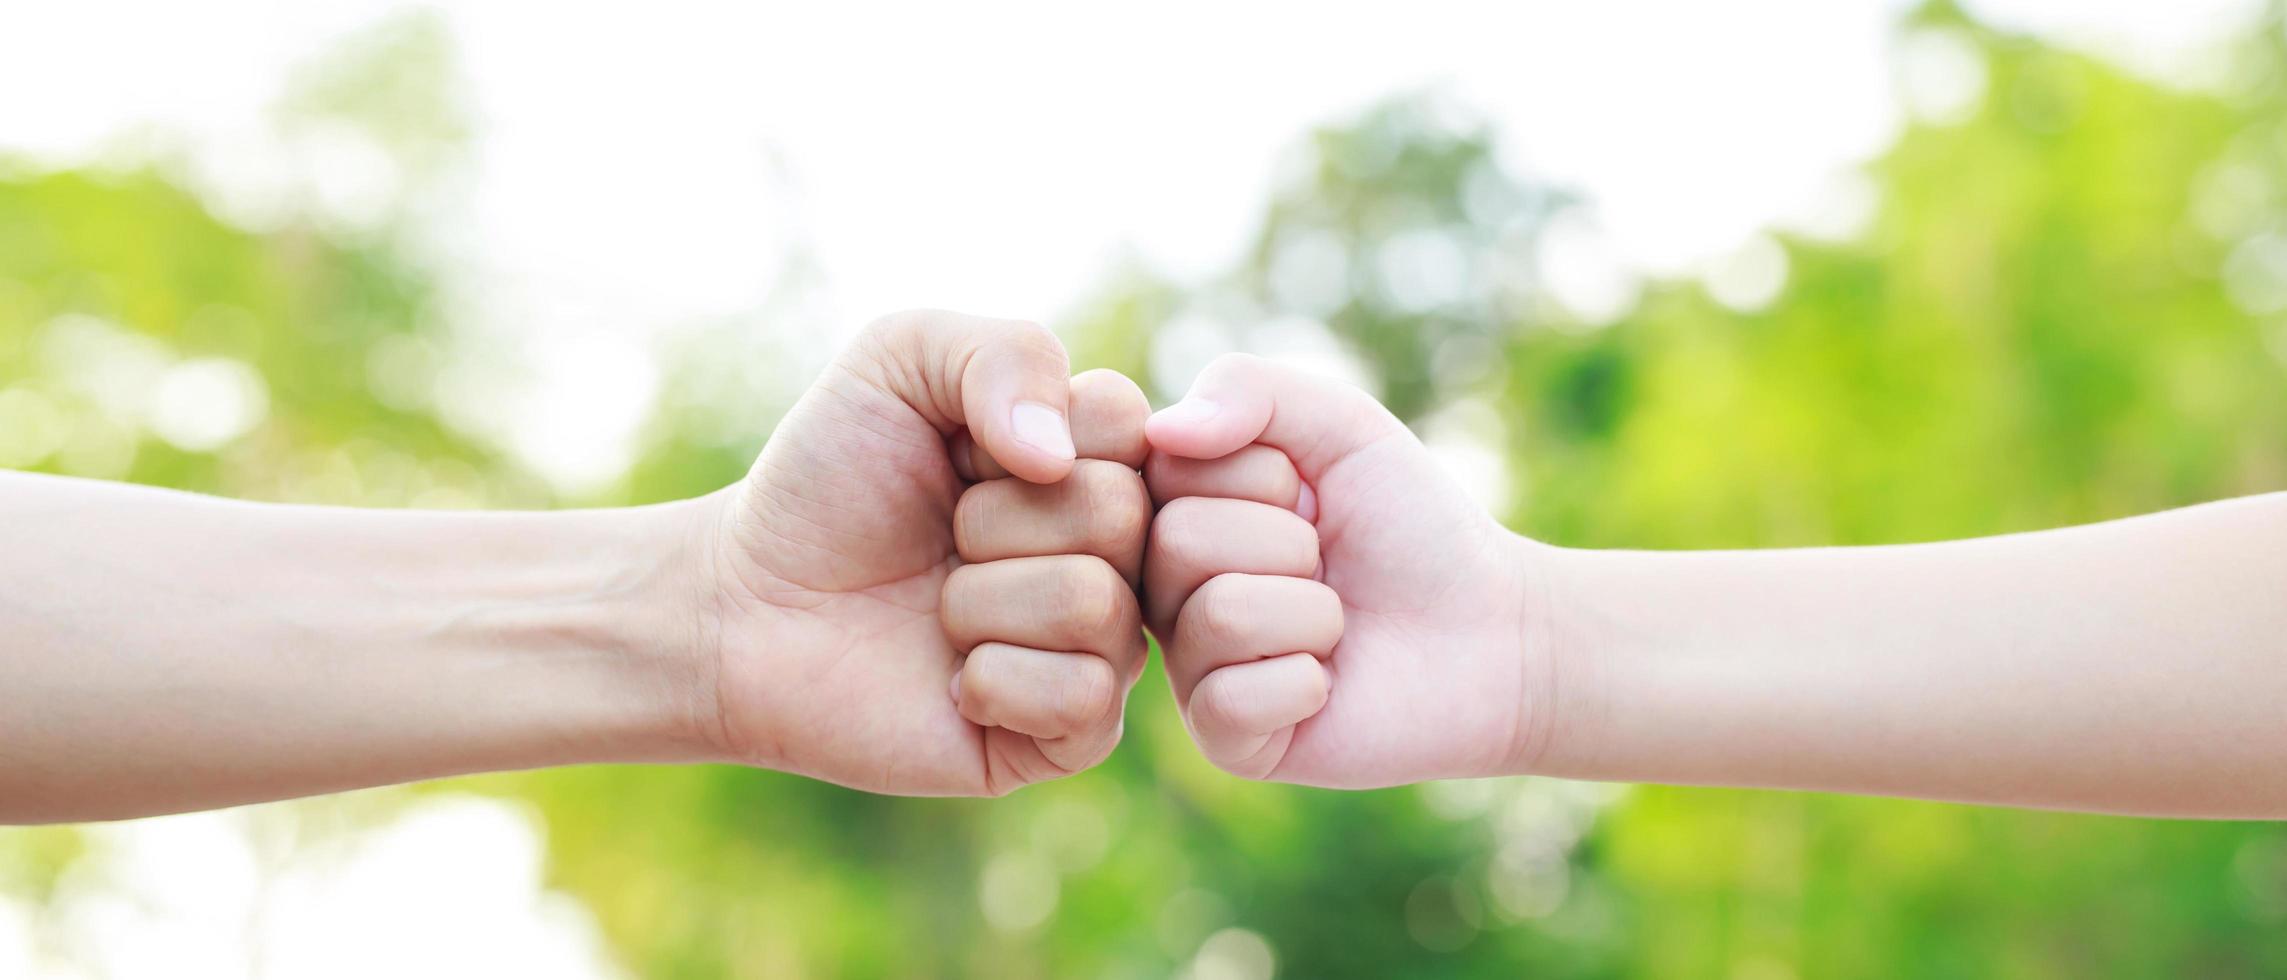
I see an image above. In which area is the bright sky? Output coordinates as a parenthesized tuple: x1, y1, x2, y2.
(0, 0, 2263, 488)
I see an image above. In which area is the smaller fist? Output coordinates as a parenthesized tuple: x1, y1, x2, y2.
(1144, 354, 1540, 787)
(1144, 450, 1342, 777)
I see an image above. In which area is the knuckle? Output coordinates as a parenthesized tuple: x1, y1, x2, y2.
(1185, 577, 1250, 645)
(955, 432, 1007, 481)
(994, 318, 1063, 361)
(1057, 659, 1120, 730)
(1303, 580, 1346, 638)
(1071, 457, 1123, 491)
(1206, 749, 1268, 780)
(1071, 373, 1151, 467)
(961, 648, 1010, 711)
(1150, 496, 1210, 552)
(1141, 464, 1181, 507)
(1142, 451, 1177, 490)
(1057, 557, 1128, 638)
(859, 308, 937, 347)
(1240, 445, 1304, 497)
(1071, 367, 1141, 401)
(1077, 463, 1149, 552)
(1073, 368, 1150, 422)
(939, 566, 983, 642)
(1190, 675, 1248, 736)
(951, 481, 1003, 556)
(1273, 510, 1322, 565)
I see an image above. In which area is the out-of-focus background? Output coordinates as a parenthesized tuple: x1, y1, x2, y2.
(5, 0, 2287, 975)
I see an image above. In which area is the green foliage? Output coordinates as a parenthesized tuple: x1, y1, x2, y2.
(3, 5, 2286, 978)
(0, 168, 516, 500)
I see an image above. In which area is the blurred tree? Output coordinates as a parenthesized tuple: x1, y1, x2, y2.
(1228, 96, 1562, 420)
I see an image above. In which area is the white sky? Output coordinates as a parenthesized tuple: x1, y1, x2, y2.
(0, 0, 2265, 489)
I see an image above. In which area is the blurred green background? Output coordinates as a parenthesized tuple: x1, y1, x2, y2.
(5, 3, 2287, 978)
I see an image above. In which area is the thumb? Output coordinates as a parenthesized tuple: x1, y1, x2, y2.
(1145, 353, 1406, 479)
(853, 309, 1077, 484)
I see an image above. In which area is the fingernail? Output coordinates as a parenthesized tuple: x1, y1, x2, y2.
(1151, 397, 1221, 427)
(949, 671, 964, 703)
(1011, 401, 1075, 461)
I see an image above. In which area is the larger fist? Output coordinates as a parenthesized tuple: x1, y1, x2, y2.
(696, 310, 1152, 796)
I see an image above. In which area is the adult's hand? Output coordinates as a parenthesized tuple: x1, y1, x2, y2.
(705, 310, 1151, 795)
(0, 309, 1149, 822)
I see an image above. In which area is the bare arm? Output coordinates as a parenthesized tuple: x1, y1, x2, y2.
(1139, 355, 2287, 815)
(1534, 492, 2287, 818)
(0, 310, 1159, 822)
(0, 471, 718, 823)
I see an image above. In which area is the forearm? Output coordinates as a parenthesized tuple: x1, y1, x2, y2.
(1532, 492, 2287, 817)
(0, 472, 723, 823)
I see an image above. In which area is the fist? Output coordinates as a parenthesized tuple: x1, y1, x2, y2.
(1143, 354, 1544, 787)
(942, 373, 1153, 789)
(702, 310, 1153, 796)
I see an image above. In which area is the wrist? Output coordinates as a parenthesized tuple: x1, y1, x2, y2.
(484, 495, 730, 767)
(618, 492, 734, 764)
(1501, 536, 1611, 779)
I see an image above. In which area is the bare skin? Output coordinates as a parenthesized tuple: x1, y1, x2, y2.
(716, 311, 1155, 795)
(10, 328, 2282, 824)
(0, 309, 1149, 822)
(1144, 353, 2287, 818)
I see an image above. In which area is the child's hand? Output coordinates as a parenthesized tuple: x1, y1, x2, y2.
(1143, 354, 1549, 786)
